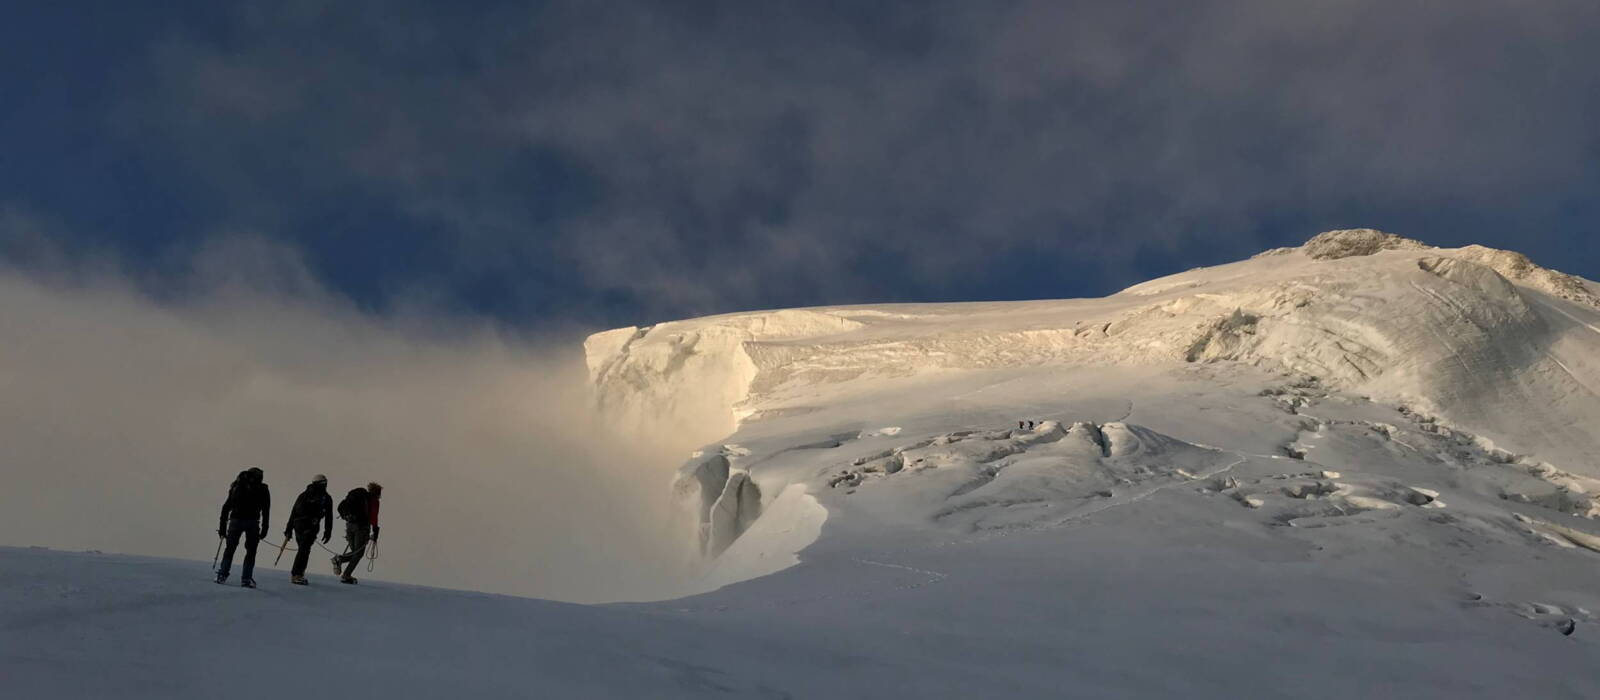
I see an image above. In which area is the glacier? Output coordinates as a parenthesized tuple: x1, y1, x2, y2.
(588, 229, 1600, 583)
(8, 229, 1600, 698)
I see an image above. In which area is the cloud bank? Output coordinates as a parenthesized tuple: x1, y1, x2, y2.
(0, 237, 696, 603)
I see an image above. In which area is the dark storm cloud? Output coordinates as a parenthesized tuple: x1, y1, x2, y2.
(100, 0, 1600, 323)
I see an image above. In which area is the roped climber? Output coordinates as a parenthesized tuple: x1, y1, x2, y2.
(332, 482, 382, 584)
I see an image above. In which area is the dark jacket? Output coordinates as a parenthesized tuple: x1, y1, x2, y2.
(286, 482, 334, 538)
(338, 487, 381, 527)
(219, 469, 271, 531)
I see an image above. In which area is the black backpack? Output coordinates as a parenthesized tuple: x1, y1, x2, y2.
(338, 487, 369, 522)
(228, 470, 252, 500)
(227, 470, 264, 510)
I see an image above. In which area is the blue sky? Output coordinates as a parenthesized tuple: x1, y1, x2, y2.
(4, 1, 1598, 332)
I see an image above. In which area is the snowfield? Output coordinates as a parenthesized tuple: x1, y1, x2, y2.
(8, 229, 1600, 697)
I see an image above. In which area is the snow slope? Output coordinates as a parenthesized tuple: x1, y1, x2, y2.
(611, 229, 1600, 694)
(587, 229, 1600, 575)
(10, 229, 1600, 698)
(8, 447, 1599, 699)
(0, 546, 822, 699)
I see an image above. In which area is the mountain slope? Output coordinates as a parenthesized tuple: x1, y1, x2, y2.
(9, 230, 1600, 698)
(0, 546, 819, 699)
(586, 230, 1600, 579)
(8, 459, 1598, 700)
(586, 230, 1600, 695)
(590, 230, 1600, 470)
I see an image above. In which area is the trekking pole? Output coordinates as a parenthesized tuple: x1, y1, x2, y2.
(212, 535, 223, 572)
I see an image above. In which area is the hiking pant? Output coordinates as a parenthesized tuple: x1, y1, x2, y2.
(219, 518, 261, 580)
(290, 528, 318, 577)
(336, 522, 370, 578)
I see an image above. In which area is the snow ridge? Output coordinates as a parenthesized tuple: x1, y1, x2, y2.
(588, 230, 1599, 440)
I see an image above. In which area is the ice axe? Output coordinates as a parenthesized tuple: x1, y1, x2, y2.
(273, 537, 290, 566)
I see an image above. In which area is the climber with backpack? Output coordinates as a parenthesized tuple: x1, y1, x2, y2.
(331, 482, 382, 584)
(215, 467, 271, 588)
(283, 474, 334, 585)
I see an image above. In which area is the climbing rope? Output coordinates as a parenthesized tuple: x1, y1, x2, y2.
(258, 537, 350, 555)
(257, 533, 378, 573)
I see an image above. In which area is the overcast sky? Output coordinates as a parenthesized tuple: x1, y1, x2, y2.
(6, 1, 1598, 330)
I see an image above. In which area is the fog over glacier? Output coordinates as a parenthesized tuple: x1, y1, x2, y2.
(0, 244, 699, 603)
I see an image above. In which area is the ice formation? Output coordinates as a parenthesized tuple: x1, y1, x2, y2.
(587, 229, 1600, 583)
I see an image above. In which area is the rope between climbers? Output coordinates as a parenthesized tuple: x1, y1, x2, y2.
(257, 537, 377, 573)
(259, 538, 351, 555)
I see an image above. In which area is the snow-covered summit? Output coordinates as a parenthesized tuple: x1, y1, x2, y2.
(586, 229, 1600, 616)
(1254, 227, 1429, 259)
(569, 220, 1600, 697)
(588, 229, 1600, 459)
(1258, 228, 1599, 305)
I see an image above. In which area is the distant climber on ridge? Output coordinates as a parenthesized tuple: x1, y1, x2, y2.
(332, 482, 382, 584)
(283, 474, 334, 586)
(215, 467, 270, 588)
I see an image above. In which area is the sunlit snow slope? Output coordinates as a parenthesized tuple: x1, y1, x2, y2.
(587, 229, 1600, 591)
(8, 229, 1600, 699)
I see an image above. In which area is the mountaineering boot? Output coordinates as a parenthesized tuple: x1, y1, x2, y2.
(241, 578, 257, 589)
(340, 575, 358, 585)
(215, 572, 228, 584)
(291, 575, 308, 586)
